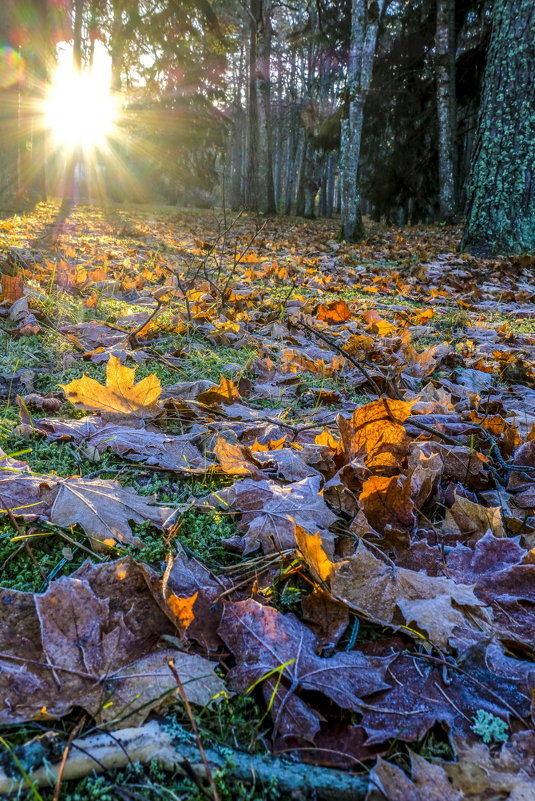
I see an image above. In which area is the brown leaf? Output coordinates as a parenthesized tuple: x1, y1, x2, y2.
(301, 588, 350, 650)
(251, 446, 322, 482)
(360, 644, 532, 746)
(359, 474, 415, 531)
(201, 475, 337, 554)
(60, 354, 162, 419)
(88, 424, 213, 473)
(214, 435, 260, 476)
(1, 274, 24, 302)
(298, 534, 492, 649)
(0, 558, 225, 726)
(196, 376, 241, 405)
(367, 753, 463, 801)
(337, 399, 413, 474)
(442, 733, 535, 798)
(444, 489, 505, 542)
(219, 599, 393, 742)
(141, 547, 230, 651)
(50, 477, 177, 549)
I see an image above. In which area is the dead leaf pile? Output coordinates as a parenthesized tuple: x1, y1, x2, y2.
(0, 207, 534, 797)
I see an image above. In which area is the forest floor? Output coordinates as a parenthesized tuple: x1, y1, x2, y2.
(0, 201, 533, 800)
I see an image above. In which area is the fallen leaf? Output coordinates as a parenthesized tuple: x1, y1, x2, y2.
(219, 599, 393, 742)
(298, 534, 492, 649)
(316, 299, 352, 324)
(50, 477, 177, 549)
(367, 753, 463, 801)
(60, 354, 162, 418)
(337, 399, 413, 474)
(201, 475, 337, 554)
(0, 558, 224, 727)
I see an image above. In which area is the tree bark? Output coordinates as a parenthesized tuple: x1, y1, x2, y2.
(435, 0, 457, 222)
(339, 0, 385, 242)
(246, 0, 276, 214)
(461, 0, 534, 256)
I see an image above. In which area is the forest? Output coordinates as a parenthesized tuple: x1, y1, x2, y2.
(0, 0, 533, 800)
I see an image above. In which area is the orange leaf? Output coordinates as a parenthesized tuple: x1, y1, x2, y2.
(337, 399, 413, 473)
(167, 591, 198, 634)
(316, 299, 351, 324)
(196, 376, 241, 406)
(1, 274, 24, 302)
(295, 525, 333, 582)
(359, 474, 415, 530)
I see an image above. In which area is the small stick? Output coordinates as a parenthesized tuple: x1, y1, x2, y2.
(168, 660, 220, 801)
(292, 316, 385, 397)
(53, 714, 87, 801)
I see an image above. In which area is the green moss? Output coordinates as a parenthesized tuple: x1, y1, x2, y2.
(176, 345, 256, 382)
(0, 332, 50, 375)
(37, 756, 282, 801)
(0, 518, 88, 592)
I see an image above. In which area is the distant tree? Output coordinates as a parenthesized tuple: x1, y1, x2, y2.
(246, 0, 276, 214)
(461, 0, 534, 255)
(339, 0, 385, 241)
(435, 0, 457, 222)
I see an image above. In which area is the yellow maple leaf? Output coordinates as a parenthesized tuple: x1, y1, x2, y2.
(60, 354, 162, 417)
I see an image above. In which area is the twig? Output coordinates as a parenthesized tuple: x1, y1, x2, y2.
(168, 660, 220, 801)
(0, 720, 368, 800)
(53, 714, 87, 801)
(292, 316, 384, 397)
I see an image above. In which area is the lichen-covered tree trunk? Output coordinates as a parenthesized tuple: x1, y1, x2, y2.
(340, 0, 384, 242)
(461, 0, 534, 256)
(435, 0, 457, 222)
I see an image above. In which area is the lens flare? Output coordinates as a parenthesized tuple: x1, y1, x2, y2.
(44, 62, 116, 149)
(0, 46, 23, 88)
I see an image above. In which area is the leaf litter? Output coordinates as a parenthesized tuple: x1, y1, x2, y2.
(0, 204, 534, 798)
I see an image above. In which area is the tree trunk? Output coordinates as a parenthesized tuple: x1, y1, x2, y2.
(246, 0, 275, 214)
(436, 0, 457, 222)
(339, 0, 384, 242)
(461, 0, 534, 256)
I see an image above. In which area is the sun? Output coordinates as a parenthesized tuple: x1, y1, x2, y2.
(44, 60, 117, 150)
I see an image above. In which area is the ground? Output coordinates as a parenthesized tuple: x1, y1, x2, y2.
(0, 202, 533, 800)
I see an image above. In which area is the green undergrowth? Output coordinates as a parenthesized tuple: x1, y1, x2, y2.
(0, 425, 240, 591)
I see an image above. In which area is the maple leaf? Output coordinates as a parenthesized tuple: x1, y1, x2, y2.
(337, 399, 413, 474)
(50, 476, 177, 548)
(359, 474, 415, 531)
(360, 643, 532, 745)
(88, 424, 213, 473)
(219, 599, 393, 742)
(297, 534, 492, 649)
(60, 354, 162, 418)
(443, 733, 535, 799)
(201, 475, 337, 554)
(301, 587, 349, 650)
(0, 558, 225, 726)
(367, 753, 463, 801)
(444, 489, 505, 541)
(141, 546, 231, 651)
(316, 299, 352, 324)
